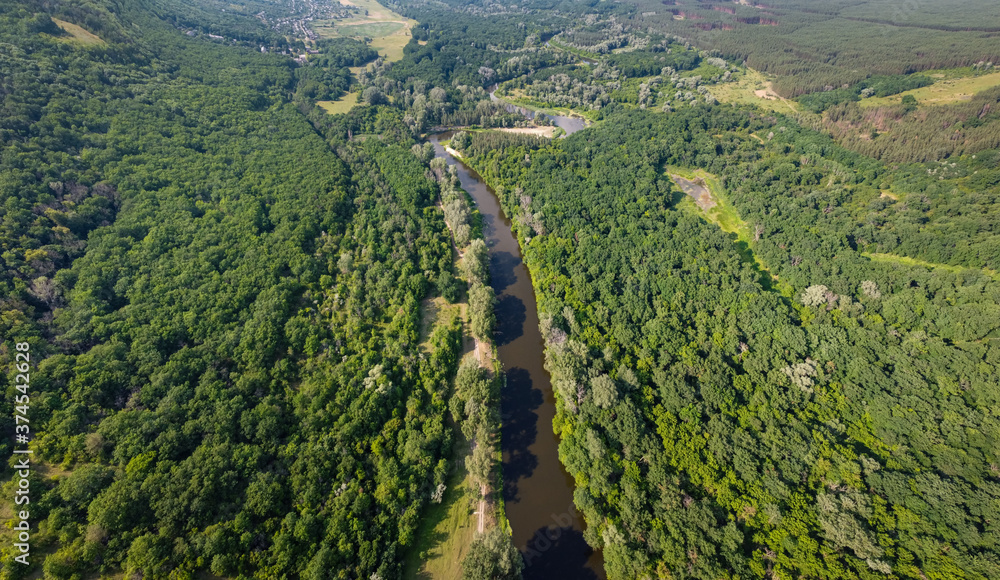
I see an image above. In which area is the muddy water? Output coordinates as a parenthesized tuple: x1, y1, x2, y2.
(430, 133, 604, 579)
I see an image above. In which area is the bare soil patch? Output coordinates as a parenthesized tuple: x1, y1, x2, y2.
(672, 175, 717, 211)
(493, 126, 558, 138)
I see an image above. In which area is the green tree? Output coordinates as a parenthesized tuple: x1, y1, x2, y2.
(461, 529, 524, 580)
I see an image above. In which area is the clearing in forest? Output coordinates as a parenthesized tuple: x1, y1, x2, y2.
(401, 426, 479, 580)
(667, 167, 747, 238)
(709, 67, 799, 115)
(667, 166, 784, 292)
(406, 296, 481, 579)
(52, 19, 105, 45)
(316, 91, 360, 115)
(405, 189, 497, 577)
(311, 0, 416, 62)
(859, 70, 1000, 108)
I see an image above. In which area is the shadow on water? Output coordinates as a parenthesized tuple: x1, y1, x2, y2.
(494, 294, 526, 346)
(480, 211, 499, 242)
(489, 250, 521, 294)
(500, 367, 541, 503)
(522, 526, 601, 580)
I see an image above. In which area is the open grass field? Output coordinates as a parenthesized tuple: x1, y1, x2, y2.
(52, 18, 105, 45)
(316, 91, 359, 115)
(310, 0, 416, 62)
(709, 68, 799, 115)
(859, 70, 1000, 108)
(401, 430, 479, 580)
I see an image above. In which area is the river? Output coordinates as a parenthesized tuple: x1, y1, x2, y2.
(430, 123, 605, 579)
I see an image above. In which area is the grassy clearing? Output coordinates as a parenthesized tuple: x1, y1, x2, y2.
(666, 166, 748, 239)
(402, 430, 478, 580)
(338, 21, 404, 38)
(316, 92, 359, 115)
(403, 178, 506, 577)
(407, 294, 481, 577)
(311, 0, 416, 62)
(709, 68, 799, 115)
(52, 19, 105, 46)
(864, 252, 1000, 281)
(419, 296, 463, 353)
(859, 70, 1000, 108)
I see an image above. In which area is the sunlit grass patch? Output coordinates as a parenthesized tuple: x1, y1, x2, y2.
(317, 92, 360, 115)
(52, 19, 105, 45)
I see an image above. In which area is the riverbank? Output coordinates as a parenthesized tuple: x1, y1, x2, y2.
(493, 87, 598, 123)
(429, 133, 605, 579)
(403, 147, 507, 579)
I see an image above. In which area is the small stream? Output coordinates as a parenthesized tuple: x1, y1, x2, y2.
(430, 117, 604, 578)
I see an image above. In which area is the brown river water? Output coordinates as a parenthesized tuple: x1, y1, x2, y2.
(430, 127, 605, 579)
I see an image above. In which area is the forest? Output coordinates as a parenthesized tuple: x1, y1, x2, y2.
(627, 0, 1000, 97)
(3, 0, 1000, 578)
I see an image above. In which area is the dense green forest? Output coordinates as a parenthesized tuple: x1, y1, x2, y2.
(461, 105, 1000, 579)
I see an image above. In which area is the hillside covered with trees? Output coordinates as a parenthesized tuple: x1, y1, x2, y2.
(626, 0, 1000, 97)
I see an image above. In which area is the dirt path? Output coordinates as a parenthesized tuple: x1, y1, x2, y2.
(478, 484, 486, 533)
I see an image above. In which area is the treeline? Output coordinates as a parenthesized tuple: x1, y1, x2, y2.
(428, 148, 497, 341)
(313, 37, 380, 68)
(605, 45, 701, 77)
(308, 59, 528, 134)
(427, 140, 522, 580)
(292, 38, 378, 105)
(144, 0, 295, 48)
(454, 130, 551, 158)
(465, 104, 1000, 580)
(389, 6, 573, 88)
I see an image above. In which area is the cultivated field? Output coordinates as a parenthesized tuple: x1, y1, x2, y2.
(311, 0, 416, 62)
